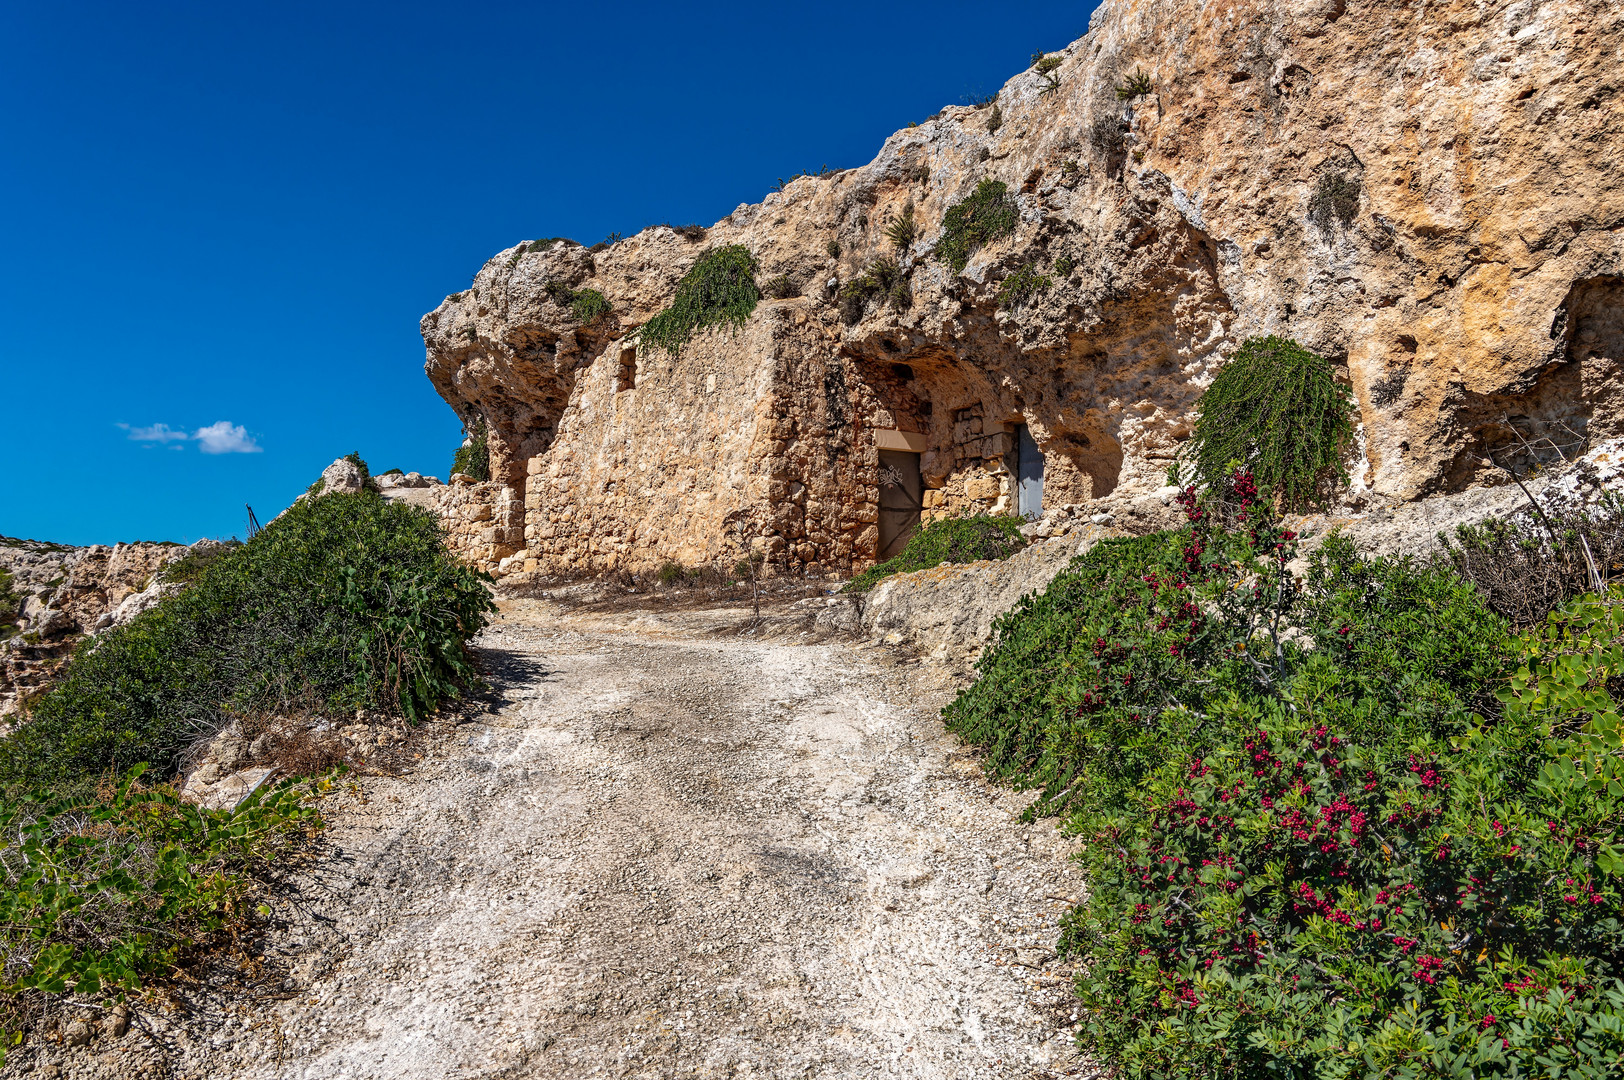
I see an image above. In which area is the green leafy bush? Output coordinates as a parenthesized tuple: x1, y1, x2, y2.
(543, 282, 612, 325)
(1067, 585, 1624, 1077)
(1177, 336, 1355, 512)
(842, 515, 1025, 595)
(637, 245, 760, 357)
(0, 768, 319, 1061)
(1, 492, 495, 795)
(451, 420, 490, 481)
(937, 180, 1019, 272)
(569, 288, 611, 324)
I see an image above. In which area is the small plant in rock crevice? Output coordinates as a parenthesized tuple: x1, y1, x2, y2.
(1309, 170, 1362, 232)
(568, 288, 611, 325)
(839, 258, 912, 323)
(1054, 254, 1075, 278)
(986, 103, 1003, 134)
(937, 179, 1020, 273)
(997, 264, 1053, 309)
(543, 282, 612, 325)
(1115, 67, 1154, 99)
(1032, 51, 1064, 94)
(636, 245, 760, 357)
(884, 203, 919, 254)
(763, 274, 799, 300)
(0, 569, 19, 638)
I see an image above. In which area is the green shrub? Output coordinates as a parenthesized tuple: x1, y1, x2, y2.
(947, 479, 1503, 821)
(986, 103, 1003, 134)
(826, 239, 841, 259)
(842, 515, 1025, 595)
(1, 493, 495, 795)
(937, 180, 1019, 273)
(1054, 254, 1075, 277)
(0, 768, 319, 1062)
(1178, 336, 1355, 512)
(543, 282, 612, 325)
(637, 245, 760, 357)
(0, 569, 19, 638)
(1310, 170, 1362, 231)
(158, 540, 240, 587)
(997, 264, 1053, 309)
(451, 420, 490, 481)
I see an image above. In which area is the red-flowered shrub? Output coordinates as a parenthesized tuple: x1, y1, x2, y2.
(1066, 700, 1624, 1076)
(948, 470, 1624, 1077)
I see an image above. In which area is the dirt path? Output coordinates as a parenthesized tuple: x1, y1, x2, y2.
(72, 597, 1094, 1080)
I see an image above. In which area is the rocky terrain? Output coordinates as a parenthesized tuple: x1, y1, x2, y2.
(0, 536, 198, 717)
(421, 0, 1622, 579)
(15, 595, 1096, 1080)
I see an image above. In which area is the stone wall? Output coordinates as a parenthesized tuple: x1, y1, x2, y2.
(425, 477, 505, 572)
(423, 0, 1623, 580)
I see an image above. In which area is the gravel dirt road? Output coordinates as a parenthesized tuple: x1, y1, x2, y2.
(28, 593, 1094, 1080)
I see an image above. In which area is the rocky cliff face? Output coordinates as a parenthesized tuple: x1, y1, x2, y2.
(423, 0, 1622, 578)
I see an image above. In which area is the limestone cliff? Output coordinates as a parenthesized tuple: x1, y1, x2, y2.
(423, 0, 1622, 577)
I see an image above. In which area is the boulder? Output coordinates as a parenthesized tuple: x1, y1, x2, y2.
(317, 457, 367, 496)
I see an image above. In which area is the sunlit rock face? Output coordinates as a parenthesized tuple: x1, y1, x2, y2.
(423, 0, 1623, 578)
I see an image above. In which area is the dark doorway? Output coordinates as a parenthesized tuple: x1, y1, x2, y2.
(1016, 424, 1044, 519)
(877, 450, 922, 559)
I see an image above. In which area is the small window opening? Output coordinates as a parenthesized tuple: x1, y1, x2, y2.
(617, 347, 637, 391)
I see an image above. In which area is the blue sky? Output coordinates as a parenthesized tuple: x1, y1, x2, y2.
(0, 1, 1098, 545)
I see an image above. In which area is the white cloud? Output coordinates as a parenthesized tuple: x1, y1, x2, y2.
(122, 422, 190, 443)
(118, 420, 263, 453)
(193, 421, 262, 454)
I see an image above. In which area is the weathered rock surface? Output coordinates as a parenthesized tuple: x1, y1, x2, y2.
(422, 0, 1623, 580)
(860, 524, 1125, 661)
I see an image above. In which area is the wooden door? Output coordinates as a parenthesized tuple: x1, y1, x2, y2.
(877, 450, 922, 559)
